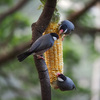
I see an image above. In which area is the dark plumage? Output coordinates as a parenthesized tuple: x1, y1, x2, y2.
(17, 33, 59, 62)
(57, 73, 76, 91)
(59, 20, 75, 35)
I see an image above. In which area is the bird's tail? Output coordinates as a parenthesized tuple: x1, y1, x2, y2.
(17, 51, 31, 62)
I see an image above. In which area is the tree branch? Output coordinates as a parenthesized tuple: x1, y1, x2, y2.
(0, 41, 30, 66)
(74, 25, 100, 37)
(76, 25, 100, 33)
(0, 1, 99, 99)
(0, 0, 29, 23)
(0, 26, 99, 67)
(0, 22, 17, 47)
(68, 0, 99, 22)
(0, 0, 99, 66)
(31, 0, 57, 100)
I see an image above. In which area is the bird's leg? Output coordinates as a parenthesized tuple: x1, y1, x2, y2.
(62, 35, 65, 41)
(36, 55, 45, 60)
(54, 86, 59, 89)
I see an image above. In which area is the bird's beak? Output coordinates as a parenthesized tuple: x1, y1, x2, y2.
(56, 73, 60, 77)
(59, 29, 63, 35)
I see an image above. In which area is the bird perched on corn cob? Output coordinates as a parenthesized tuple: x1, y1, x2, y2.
(43, 22, 63, 88)
(17, 33, 59, 62)
(57, 73, 76, 91)
(59, 20, 75, 41)
(44, 20, 75, 89)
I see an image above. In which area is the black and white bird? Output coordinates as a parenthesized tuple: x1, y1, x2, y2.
(57, 73, 76, 91)
(17, 33, 59, 62)
(59, 20, 75, 40)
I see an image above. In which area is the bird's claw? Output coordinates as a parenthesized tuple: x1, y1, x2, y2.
(62, 35, 66, 41)
(62, 36, 64, 41)
(54, 86, 59, 89)
(36, 55, 45, 60)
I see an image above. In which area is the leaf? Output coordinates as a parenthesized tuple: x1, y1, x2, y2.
(37, 5, 44, 10)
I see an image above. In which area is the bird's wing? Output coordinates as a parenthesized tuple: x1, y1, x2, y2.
(29, 34, 53, 53)
(33, 35, 54, 52)
(28, 39, 41, 53)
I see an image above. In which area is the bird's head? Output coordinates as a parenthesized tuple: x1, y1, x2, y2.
(57, 73, 66, 82)
(57, 73, 76, 91)
(59, 20, 75, 36)
(50, 33, 59, 41)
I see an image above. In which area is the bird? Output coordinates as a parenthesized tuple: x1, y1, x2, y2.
(17, 33, 59, 62)
(57, 73, 76, 91)
(59, 20, 75, 40)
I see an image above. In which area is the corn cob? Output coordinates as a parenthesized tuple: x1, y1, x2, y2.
(43, 23, 63, 88)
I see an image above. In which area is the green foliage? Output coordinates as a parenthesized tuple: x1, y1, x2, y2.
(78, 12, 95, 28)
(13, 13, 30, 29)
(0, 0, 12, 5)
(66, 9, 75, 17)
(0, 0, 99, 100)
(63, 37, 81, 65)
(37, 4, 44, 10)
(40, 0, 60, 23)
(40, 0, 47, 5)
(0, 12, 30, 47)
(51, 8, 60, 23)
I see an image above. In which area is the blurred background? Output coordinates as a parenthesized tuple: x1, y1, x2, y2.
(0, 0, 100, 100)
